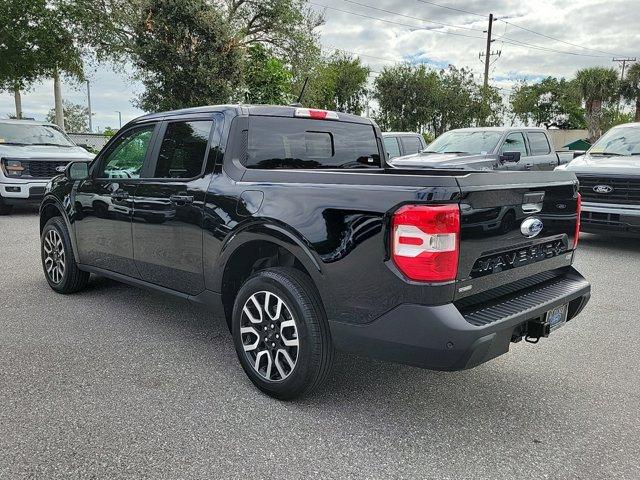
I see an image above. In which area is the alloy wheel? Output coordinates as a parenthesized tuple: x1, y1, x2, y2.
(43, 229, 65, 284)
(240, 291, 299, 382)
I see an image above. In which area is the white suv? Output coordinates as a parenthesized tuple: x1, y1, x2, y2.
(0, 119, 94, 214)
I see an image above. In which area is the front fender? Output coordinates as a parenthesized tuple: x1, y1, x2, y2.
(40, 194, 81, 264)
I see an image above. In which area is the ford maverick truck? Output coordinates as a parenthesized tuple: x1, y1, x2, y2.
(39, 105, 590, 399)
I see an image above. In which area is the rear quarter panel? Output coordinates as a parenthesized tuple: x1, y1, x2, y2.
(203, 169, 462, 325)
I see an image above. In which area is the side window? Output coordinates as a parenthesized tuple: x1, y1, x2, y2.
(98, 125, 155, 179)
(384, 136, 401, 159)
(528, 132, 551, 155)
(501, 132, 528, 156)
(400, 136, 423, 155)
(153, 120, 213, 178)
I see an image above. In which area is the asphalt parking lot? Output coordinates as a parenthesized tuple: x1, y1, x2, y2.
(1, 209, 639, 479)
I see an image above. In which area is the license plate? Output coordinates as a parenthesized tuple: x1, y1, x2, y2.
(546, 304, 568, 331)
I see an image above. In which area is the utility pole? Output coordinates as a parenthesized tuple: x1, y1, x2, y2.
(86, 80, 93, 133)
(483, 13, 494, 88)
(116, 111, 122, 129)
(613, 57, 637, 81)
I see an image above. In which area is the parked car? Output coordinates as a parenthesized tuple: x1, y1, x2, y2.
(557, 122, 640, 236)
(382, 132, 427, 159)
(40, 105, 590, 399)
(0, 119, 94, 215)
(390, 127, 565, 171)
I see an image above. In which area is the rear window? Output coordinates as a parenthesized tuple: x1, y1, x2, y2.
(383, 136, 401, 159)
(247, 117, 380, 169)
(528, 132, 551, 155)
(400, 136, 423, 155)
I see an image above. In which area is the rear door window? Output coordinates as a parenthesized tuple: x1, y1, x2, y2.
(527, 132, 552, 155)
(247, 117, 380, 169)
(153, 120, 213, 178)
(383, 136, 401, 159)
(400, 136, 423, 155)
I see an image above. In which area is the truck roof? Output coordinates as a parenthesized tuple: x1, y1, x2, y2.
(446, 126, 549, 133)
(382, 132, 423, 136)
(0, 118, 59, 127)
(134, 104, 373, 125)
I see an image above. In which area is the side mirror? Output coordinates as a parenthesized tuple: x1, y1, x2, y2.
(65, 161, 89, 180)
(500, 151, 521, 163)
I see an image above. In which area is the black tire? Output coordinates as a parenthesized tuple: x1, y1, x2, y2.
(232, 267, 334, 400)
(41, 216, 90, 294)
(0, 197, 13, 215)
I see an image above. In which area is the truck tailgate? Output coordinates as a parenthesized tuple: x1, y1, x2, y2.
(454, 171, 579, 301)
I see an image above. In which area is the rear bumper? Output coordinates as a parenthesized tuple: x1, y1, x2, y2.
(330, 268, 590, 371)
(581, 201, 640, 236)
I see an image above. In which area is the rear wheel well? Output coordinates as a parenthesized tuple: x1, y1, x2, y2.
(221, 240, 313, 329)
(40, 202, 63, 233)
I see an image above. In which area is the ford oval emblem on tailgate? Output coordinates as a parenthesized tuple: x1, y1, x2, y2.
(593, 184, 613, 194)
(521, 217, 543, 238)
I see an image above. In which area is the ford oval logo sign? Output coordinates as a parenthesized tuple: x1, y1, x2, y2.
(521, 217, 543, 238)
(593, 184, 613, 194)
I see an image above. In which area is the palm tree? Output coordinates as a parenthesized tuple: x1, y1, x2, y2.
(621, 63, 640, 122)
(574, 67, 619, 141)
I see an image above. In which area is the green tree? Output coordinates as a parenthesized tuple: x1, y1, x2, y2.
(621, 63, 640, 122)
(510, 77, 585, 129)
(575, 67, 619, 141)
(430, 66, 502, 135)
(242, 44, 293, 105)
(0, 0, 84, 121)
(66, 0, 322, 111)
(46, 101, 89, 132)
(373, 64, 502, 135)
(305, 52, 370, 115)
(131, 0, 243, 111)
(373, 64, 439, 132)
(600, 107, 634, 132)
(103, 127, 119, 137)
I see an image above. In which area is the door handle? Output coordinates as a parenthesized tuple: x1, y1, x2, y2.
(524, 164, 533, 170)
(170, 194, 194, 205)
(110, 190, 129, 201)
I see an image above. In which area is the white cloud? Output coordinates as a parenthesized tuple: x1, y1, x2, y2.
(2, 0, 638, 129)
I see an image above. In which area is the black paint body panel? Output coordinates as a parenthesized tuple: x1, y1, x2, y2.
(39, 105, 589, 371)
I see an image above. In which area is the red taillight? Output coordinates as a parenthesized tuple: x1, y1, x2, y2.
(573, 193, 581, 249)
(391, 204, 460, 282)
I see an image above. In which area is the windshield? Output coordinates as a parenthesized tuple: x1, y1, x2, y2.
(589, 126, 640, 156)
(0, 123, 75, 147)
(424, 130, 502, 155)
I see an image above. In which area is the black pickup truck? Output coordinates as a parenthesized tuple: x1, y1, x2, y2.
(39, 105, 590, 399)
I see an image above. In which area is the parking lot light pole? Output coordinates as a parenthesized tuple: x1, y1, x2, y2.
(116, 111, 122, 129)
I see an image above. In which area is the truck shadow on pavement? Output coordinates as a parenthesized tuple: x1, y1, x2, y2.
(78, 274, 576, 439)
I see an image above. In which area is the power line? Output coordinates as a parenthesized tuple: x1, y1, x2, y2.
(313, 1, 617, 59)
(497, 19, 628, 57)
(309, 2, 486, 40)
(340, 0, 485, 33)
(413, 0, 485, 18)
(495, 36, 610, 58)
(408, 0, 633, 58)
(613, 57, 637, 80)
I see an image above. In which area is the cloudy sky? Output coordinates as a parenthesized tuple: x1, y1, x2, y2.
(2, 0, 638, 131)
